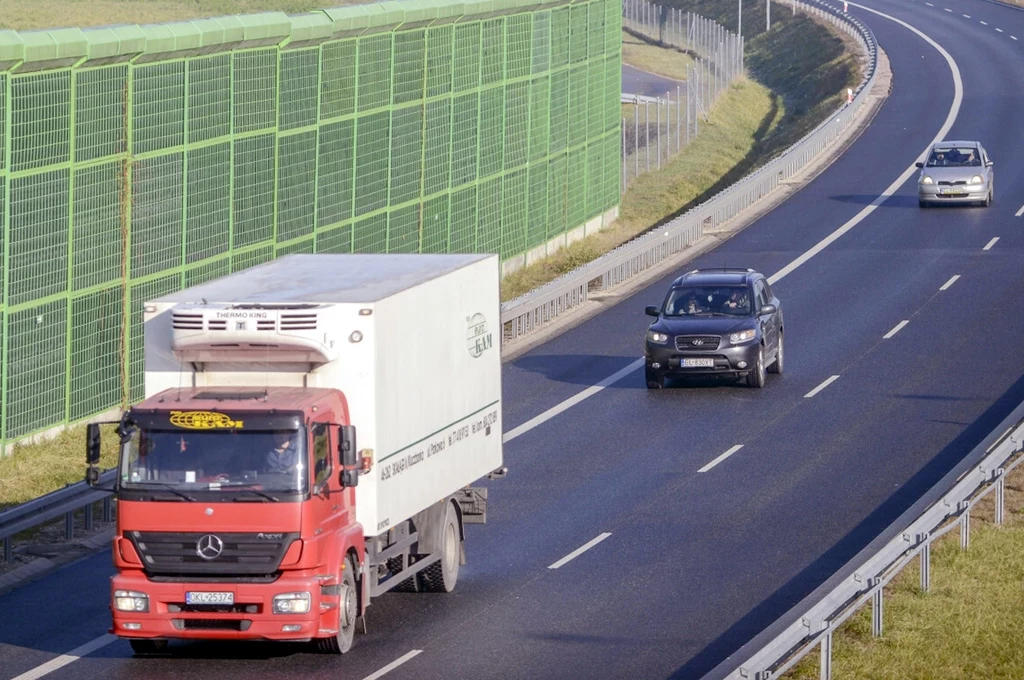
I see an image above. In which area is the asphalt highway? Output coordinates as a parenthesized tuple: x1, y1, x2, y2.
(4, 1, 1024, 679)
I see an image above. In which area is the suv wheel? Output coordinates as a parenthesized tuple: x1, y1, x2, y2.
(645, 367, 664, 389)
(747, 347, 766, 388)
(768, 331, 783, 375)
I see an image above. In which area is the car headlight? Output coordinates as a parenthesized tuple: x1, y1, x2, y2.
(969, 175, 983, 185)
(729, 329, 756, 344)
(273, 592, 311, 614)
(114, 590, 149, 612)
(920, 175, 934, 185)
(646, 331, 670, 344)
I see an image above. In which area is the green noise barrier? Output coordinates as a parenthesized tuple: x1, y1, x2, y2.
(0, 0, 622, 445)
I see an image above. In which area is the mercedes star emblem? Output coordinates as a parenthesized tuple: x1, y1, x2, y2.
(196, 534, 224, 560)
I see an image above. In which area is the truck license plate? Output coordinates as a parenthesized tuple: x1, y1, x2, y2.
(682, 358, 715, 367)
(186, 591, 234, 605)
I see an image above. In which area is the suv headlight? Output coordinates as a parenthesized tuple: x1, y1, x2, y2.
(114, 590, 149, 612)
(273, 592, 311, 614)
(729, 329, 756, 344)
(646, 331, 670, 344)
(920, 175, 934, 185)
(969, 175, 983, 185)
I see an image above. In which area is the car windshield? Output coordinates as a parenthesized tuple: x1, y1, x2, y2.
(926, 146, 981, 167)
(120, 428, 308, 494)
(664, 285, 751, 316)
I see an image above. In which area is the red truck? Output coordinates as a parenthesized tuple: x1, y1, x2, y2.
(86, 253, 505, 654)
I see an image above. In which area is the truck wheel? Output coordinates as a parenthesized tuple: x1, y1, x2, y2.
(421, 504, 460, 593)
(129, 639, 168, 655)
(385, 556, 419, 592)
(318, 556, 357, 654)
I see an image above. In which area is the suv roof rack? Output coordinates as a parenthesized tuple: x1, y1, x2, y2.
(685, 267, 755, 275)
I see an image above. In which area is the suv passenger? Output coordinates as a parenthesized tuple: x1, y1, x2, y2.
(643, 268, 783, 389)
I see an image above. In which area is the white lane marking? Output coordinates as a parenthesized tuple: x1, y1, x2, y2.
(939, 274, 960, 291)
(804, 375, 840, 399)
(925, 2, 933, 5)
(770, 5, 962, 286)
(698, 445, 745, 473)
(548, 533, 612, 569)
(884, 320, 910, 339)
(963, 13, 971, 17)
(1013, 35, 1019, 40)
(997, 28, 1004, 33)
(1016, 204, 1024, 217)
(362, 650, 424, 680)
(12, 634, 117, 680)
(981, 20, 988, 25)
(503, 358, 645, 443)
(944, 7, 952, 11)
(983, 237, 999, 251)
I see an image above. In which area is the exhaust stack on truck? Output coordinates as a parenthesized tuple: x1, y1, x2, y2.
(86, 253, 506, 655)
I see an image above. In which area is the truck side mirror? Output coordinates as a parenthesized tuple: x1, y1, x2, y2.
(86, 423, 101, 466)
(338, 425, 358, 467)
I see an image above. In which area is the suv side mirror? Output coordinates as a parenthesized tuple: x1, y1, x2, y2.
(338, 425, 359, 488)
(645, 305, 660, 317)
(759, 303, 777, 315)
(915, 161, 923, 168)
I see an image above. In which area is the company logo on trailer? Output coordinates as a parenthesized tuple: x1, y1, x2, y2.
(466, 313, 493, 358)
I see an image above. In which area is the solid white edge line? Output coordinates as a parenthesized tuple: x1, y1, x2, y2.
(939, 274, 960, 291)
(804, 375, 841, 399)
(11, 634, 117, 680)
(883, 320, 910, 339)
(502, 358, 645, 444)
(548, 533, 613, 569)
(983, 237, 999, 251)
(1016, 204, 1024, 217)
(768, 4, 962, 286)
(362, 650, 424, 680)
(698, 445, 745, 473)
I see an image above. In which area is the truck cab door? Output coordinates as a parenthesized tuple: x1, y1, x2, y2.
(310, 422, 349, 545)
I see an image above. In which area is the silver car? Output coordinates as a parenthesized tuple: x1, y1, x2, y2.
(916, 140, 993, 207)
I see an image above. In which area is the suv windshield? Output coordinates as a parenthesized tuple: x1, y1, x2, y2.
(926, 146, 981, 167)
(664, 285, 752, 317)
(120, 428, 308, 495)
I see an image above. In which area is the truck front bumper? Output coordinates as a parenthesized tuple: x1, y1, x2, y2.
(110, 572, 333, 642)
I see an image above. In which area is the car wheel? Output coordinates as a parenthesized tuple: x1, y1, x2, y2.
(768, 331, 783, 375)
(984, 189, 992, 207)
(645, 367, 664, 390)
(746, 347, 766, 388)
(919, 199, 929, 208)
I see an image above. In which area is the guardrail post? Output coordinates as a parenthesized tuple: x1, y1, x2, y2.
(2, 536, 10, 563)
(959, 500, 971, 550)
(920, 539, 930, 593)
(103, 495, 114, 522)
(870, 577, 883, 637)
(65, 509, 74, 540)
(996, 469, 1005, 526)
(84, 502, 94, 532)
(820, 629, 833, 680)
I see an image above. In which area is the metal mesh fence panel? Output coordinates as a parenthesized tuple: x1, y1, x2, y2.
(0, 0, 621, 447)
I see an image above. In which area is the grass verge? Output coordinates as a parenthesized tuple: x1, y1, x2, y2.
(781, 460, 1024, 679)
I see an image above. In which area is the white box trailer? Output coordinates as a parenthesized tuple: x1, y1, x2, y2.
(143, 252, 504, 554)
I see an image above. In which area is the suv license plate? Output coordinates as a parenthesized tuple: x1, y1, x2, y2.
(186, 591, 234, 605)
(682, 358, 715, 368)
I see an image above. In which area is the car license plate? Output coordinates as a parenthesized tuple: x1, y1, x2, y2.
(939, 186, 964, 195)
(186, 591, 234, 605)
(682, 358, 715, 368)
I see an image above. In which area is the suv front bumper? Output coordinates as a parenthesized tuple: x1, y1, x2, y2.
(645, 341, 760, 377)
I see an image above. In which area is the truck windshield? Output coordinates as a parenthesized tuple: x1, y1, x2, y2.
(120, 428, 308, 495)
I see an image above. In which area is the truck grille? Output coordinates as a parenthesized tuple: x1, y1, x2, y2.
(129, 531, 298, 577)
(675, 335, 721, 351)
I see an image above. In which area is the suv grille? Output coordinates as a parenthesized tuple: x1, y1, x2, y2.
(675, 335, 721, 351)
(129, 531, 298, 577)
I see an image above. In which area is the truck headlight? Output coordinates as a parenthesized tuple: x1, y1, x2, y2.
(114, 590, 149, 612)
(646, 331, 670, 344)
(273, 592, 311, 614)
(729, 329, 756, 344)
(969, 175, 983, 185)
(920, 175, 934, 185)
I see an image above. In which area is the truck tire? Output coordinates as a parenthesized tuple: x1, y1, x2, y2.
(384, 556, 419, 592)
(317, 556, 358, 654)
(129, 639, 168, 655)
(420, 504, 460, 593)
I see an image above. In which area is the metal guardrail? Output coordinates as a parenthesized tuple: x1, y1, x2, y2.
(501, 0, 877, 342)
(717, 406, 1024, 680)
(0, 469, 116, 563)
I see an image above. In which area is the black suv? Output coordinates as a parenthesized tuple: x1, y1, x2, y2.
(643, 268, 783, 389)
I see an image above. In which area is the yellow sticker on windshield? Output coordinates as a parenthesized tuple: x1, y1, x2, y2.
(169, 411, 243, 429)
